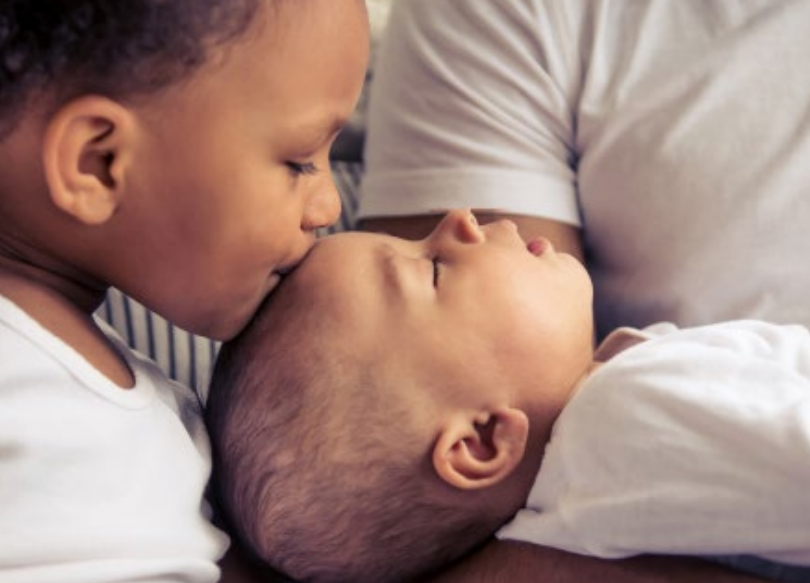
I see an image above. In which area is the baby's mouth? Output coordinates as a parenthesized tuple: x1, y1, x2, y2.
(526, 237, 553, 256)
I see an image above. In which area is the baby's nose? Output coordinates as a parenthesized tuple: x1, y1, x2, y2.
(430, 209, 484, 244)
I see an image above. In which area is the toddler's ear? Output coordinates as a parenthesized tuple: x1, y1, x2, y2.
(432, 407, 529, 490)
(42, 96, 135, 225)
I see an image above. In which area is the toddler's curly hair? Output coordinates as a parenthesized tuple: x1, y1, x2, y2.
(0, 0, 260, 138)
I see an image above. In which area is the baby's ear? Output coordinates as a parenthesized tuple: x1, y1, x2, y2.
(432, 407, 529, 490)
(41, 95, 135, 225)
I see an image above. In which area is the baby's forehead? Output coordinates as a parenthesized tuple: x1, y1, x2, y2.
(314, 231, 391, 255)
(290, 231, 390, 296)
(303, 232, 398, 275)
(275, 232, 401, 350)
(289, 231, 409, 316)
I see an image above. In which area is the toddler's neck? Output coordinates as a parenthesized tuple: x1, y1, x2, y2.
(0, 262, 133, 388)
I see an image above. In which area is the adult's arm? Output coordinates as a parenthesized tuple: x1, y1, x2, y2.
(219, 547, 258, 583)
(423, 540, 767, 583)
(220, 538, 766, 583)
(360, 213, 584, 262)
(219, 545, 291, 583)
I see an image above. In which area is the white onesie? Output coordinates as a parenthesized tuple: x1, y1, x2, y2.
(499, 321, 810, 569)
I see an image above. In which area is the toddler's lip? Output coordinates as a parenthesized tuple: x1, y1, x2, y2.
(274, 256, 306, 277)
(274, 265, 295, 277)
(273, 242, 317, 279)
(527, 237, 553, 256)
(267, 263, 296, 293)
(265, 272, 283, 295)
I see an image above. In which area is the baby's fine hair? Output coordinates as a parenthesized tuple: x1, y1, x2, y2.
(206, 274, 503, 583)
(0, 0, 260, 138)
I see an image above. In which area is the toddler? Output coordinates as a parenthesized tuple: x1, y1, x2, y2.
(208, 210, 810, 583)
(0, 1, 368, 581)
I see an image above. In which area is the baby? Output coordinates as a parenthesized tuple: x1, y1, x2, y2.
(207, 210, 810, 583)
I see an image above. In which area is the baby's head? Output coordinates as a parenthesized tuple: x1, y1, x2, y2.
(0, 0, 368, 339)
(207, 210, 594, 583)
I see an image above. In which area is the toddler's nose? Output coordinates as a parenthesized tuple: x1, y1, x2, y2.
(302, 181, 342, 232)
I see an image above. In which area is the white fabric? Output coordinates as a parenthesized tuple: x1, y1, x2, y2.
(0, 293, 228, 583)
(498, 320, 810, 565)
(360, 0, 810, 337)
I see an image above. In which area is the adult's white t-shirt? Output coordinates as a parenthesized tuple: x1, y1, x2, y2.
(360, 0, 810, 336)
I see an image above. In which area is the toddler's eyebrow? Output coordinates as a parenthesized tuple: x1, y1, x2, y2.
(299, 114, 351, 146)
(327, 114, 351, 136)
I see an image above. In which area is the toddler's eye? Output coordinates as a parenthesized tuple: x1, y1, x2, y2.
(286, 161, 319, 177)
(432, 257, 441, 287)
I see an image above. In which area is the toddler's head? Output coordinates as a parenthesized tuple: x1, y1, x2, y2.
(207, 210, 595, 583)
(0, 0, 368, 339)
(1, 1, 253, 137)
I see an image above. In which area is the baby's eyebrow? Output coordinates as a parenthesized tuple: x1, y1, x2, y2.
(375, 242, 407, 302)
